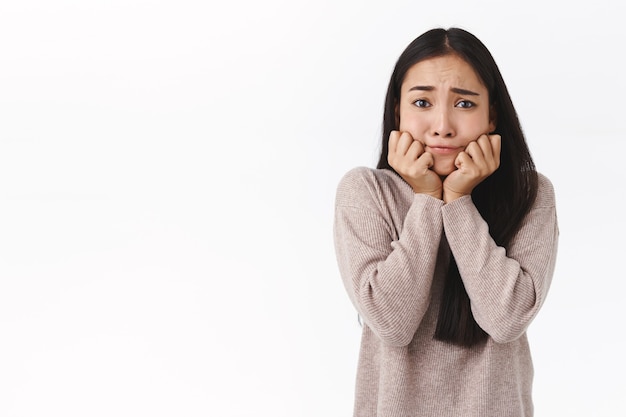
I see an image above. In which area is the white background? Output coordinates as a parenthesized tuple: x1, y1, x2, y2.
(0, 1, 624, 416)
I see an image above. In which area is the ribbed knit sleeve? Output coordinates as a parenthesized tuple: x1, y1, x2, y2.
(442, 173, 559, 343)
(334, 167, 444, 347)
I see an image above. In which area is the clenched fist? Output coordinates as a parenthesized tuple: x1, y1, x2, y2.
(443, 134, 501, 203)
(387, 131, 442, 199)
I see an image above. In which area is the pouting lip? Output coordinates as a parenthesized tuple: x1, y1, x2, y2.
(426, 145, 460, 149)
(425, 145, 463, 154)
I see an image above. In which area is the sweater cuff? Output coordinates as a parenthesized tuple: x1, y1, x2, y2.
(413, 192, 445, 208)
(441, 194, 473, 214)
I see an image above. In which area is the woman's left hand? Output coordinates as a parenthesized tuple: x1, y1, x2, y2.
(443, 134, 501, 203)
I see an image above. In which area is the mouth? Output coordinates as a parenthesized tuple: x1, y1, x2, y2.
(425, 145, 461, 155)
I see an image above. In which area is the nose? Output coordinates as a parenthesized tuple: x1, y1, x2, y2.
(431, 108, 455, 138)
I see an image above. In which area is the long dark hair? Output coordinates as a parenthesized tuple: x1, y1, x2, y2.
(376, 28, 538, 347)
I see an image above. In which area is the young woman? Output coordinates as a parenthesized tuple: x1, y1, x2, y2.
(333, 27, 559, 416)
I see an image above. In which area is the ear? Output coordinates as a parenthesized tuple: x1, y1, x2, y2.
(488, 104, 497, 133)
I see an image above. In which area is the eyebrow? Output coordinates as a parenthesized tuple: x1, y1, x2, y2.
(408, 86, 480, 96)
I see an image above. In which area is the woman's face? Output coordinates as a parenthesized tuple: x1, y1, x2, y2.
(398, 54, 496, 177)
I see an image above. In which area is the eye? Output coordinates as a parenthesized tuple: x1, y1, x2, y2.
(455, 100, 475, 109)
(413, 99, 431, 108)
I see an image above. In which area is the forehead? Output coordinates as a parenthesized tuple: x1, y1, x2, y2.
(401, 54, 485, 91)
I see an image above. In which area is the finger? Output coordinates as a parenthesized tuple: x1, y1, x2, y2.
(464, 141, 486, 167)
(476, 135, 494, 160)
(489, 134, 502, 168)
(475, 135, 496, 170)
(396, 131, 414, 156)
(405, 140, 425, 161)
(388, 131, 401, 155)
(416, 151, 434, 169)
(454, 151, 474, 170)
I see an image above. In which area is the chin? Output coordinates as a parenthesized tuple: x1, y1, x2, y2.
(432, 162, 456, 177)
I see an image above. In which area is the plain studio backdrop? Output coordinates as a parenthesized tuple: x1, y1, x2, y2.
(0, 1, 623, 416)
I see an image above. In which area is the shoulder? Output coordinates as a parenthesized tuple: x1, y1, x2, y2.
(335, 166, 406, 208)
(534, 172, 556, 209)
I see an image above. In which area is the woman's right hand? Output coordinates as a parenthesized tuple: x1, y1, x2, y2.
(387, 130, 442, 199)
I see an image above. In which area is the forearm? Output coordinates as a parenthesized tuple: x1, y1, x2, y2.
(335, 193, 444, 346)
(442, 195, 558, 343)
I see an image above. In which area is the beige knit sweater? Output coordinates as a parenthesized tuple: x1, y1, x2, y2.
(333, 167, 558, 417)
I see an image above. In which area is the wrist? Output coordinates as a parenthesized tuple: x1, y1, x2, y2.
(414, 188, 442, 200)
(443, 190, 467, 204)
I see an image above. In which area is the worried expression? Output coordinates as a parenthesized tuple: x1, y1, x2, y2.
(398, 54, 496, 176)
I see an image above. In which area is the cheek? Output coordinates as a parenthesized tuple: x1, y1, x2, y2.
(398, 110, 423, 133)
(460, 115, 492, 137)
